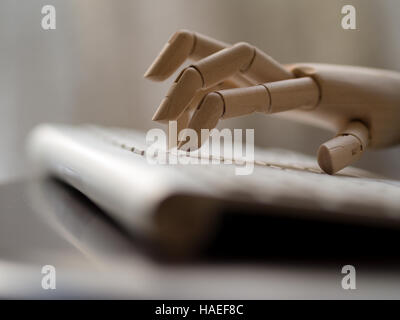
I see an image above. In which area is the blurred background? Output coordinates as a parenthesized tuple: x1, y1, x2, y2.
(1, 0, 400, 183)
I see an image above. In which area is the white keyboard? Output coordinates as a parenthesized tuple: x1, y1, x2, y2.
(28, 124, 400, 238)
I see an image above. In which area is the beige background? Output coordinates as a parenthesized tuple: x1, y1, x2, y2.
(1, 0, 400, 182)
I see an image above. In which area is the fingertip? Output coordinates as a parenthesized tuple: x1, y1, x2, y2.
(317, 133, 364, 175)
(317, 144, 334, 175)
(144, 70, 164, 81)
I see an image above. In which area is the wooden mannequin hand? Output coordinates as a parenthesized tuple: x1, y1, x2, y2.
(144, 30, 400, 174)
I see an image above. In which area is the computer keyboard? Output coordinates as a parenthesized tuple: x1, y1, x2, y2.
(28, 124, 400, 235)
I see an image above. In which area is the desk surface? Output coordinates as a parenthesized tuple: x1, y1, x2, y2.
(0, 178, 399, 299)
